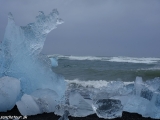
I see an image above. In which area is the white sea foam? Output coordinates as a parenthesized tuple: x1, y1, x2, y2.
(108, 57, 160, 64)
(65, 79, 134, 88)
(49, 55, 160, 64)
(138, 67, 160, 70)
(49, 55, 104, 61)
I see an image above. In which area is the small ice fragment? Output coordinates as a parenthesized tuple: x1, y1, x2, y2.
(92, 99, 123, 119)
(16, 89, 59, 115)
(69, 92, 94, 117)
(49, 57, 58, 67)
(0, 76, 20, 112)
(16, 94, 41, 115)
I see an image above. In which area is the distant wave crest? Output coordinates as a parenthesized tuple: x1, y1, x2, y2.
(49, 55, 160, 64)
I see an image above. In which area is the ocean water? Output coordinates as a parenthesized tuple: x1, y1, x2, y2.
(51, 55, 160, 83)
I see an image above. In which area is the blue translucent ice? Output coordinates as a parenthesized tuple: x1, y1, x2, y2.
(1, 9, 160, 119)
(0, 77, 20, 112)
(0, 10, 66, 98)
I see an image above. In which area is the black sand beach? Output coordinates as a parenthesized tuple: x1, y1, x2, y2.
(0, 106, 154, 120)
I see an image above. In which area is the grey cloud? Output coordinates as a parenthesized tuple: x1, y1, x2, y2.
(0, 0, 160, 57)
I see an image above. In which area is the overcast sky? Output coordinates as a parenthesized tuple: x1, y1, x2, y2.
(0, 0, 160, 57)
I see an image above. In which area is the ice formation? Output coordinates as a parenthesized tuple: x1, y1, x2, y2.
(66, 77, 160, 119)
(0, 76, 20, 112)
(107, 77, 160, 119)
(0, 10, 66, 96)
(1, 9, 160, 120)
(68, 92, 94, 117)
(122, 77, 160, 119)
(16, 89, 59, 115)
(92, 99, 123, 119)
(0, 10, 66, 113)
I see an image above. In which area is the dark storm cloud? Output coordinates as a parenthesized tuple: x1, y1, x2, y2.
(0, 0, 160, 57)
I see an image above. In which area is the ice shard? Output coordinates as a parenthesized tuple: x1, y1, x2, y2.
(0, 10, 66, 98)
(69, 92, 94, 117)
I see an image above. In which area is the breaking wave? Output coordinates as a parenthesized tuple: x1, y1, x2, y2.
(65, 79, 133, 88)
(49, 55, 160, 64)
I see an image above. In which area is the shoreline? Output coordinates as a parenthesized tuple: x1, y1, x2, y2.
(0, 106, 153, 120)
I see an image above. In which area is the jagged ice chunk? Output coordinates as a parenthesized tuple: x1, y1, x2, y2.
(0, 10, 66, 98)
